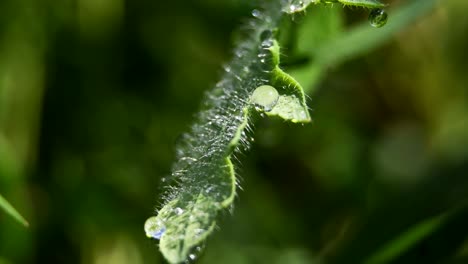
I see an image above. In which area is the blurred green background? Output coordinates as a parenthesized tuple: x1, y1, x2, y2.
(1, 0, 468, 263)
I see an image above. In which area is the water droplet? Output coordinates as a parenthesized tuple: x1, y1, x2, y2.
(261, 41, 273, 49)
(260, 30, 272, 41)
(369, 9, 388, 28)
(299, 110, 307, 119)
(144, 216, 166, 240)
(184, 245, 205, 263)
(174, 207, 184, 215)
(235, 50, 245, 58)
(196, 245, 204, 252)
(251, 9, 261, 18)
(184, 254, 197, 264)
(180, 156, 197, 165)
(251, 85, 280, 112)
(194, 228, 205, 237)
(288, 1, 304, 13)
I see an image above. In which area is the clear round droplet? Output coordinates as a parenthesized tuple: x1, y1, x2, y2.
(144, 216, 166, 240)
(177, 156, 197, 170)
(184, 245, 205, 263)
(369, 9, 388, 28)
(251, 9, 261, 18)
(251, 85, 280, 112)
(260, 29, 272, 41)
(184, 254, 197, 264)
(288, 1, 304, 13)
(174, 207, 184, 215)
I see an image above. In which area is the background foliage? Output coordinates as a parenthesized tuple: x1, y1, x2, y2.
(1, 0, 468, 263)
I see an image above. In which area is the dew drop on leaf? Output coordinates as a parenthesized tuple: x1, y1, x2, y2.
(251, 9, 261, 18)
(184, 245, 204, 263)
(288, 1, 304, 13)
(251, 85, 279, 112)
(369, 9, 388, 28)
(174, 207, 184, 215)
(260, 29, 272, 41)
(144, 216, 166, 240)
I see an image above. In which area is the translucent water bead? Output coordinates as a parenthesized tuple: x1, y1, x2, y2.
(369, 9, 388, 28)
(251, 85, 279, 112)
(144, 216, 166, 240)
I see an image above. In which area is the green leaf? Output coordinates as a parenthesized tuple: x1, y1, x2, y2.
(260, 40, 311, 123)
(283, 0, 385, 14)
(144, 2, 311, 263)
(0, 193, 29, 227)
(145, 156, 236, 263)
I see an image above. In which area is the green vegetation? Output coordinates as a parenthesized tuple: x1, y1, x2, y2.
(0, 194, 28, 227)
(2, 0, 468, 263)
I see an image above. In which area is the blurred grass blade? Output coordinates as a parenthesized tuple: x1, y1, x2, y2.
(0, 257, 12, 264)
(364, 212, 449, 264)
(315, 0, 438, 66)
(288, 5, 344, 93)
(292, 0, 437, 94)
(0, 193, 29, 227)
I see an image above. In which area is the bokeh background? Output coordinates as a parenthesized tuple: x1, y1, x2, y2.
(1, 0, 468, 263)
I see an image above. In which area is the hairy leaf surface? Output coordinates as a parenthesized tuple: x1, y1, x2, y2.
(145, 0, 389, 263)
